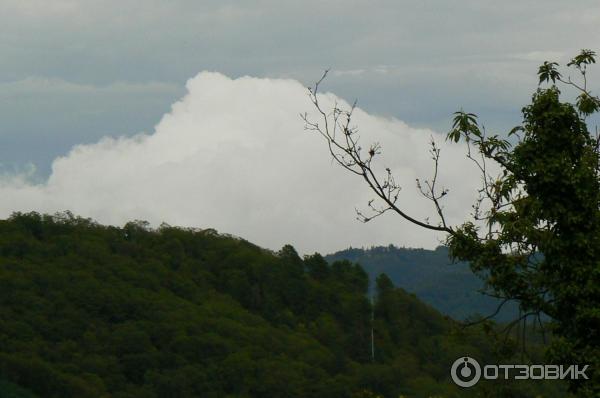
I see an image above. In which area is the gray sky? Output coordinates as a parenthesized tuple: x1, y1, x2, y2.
(1, 1, 599, 252)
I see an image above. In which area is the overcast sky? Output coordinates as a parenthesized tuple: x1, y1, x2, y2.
(1, 1, 599, 253)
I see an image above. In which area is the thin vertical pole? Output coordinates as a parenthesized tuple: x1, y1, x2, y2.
(371, 296, 375, 362)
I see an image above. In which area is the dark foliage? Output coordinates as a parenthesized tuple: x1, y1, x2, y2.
(326, 245, 519, 321)
(0, 212, 565, 397)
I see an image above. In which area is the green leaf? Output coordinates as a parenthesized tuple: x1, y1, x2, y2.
(567, 49, 596, 68)
(537, 61, 561, 84)
(576, 92, 600, 116)
(508, 126, 524, 136)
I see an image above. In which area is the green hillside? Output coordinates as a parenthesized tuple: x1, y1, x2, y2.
(0, 212, 564, 397)
(0, 378, 37, 398)
(326, 246, 519, 321)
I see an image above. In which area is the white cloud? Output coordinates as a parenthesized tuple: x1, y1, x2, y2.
(0, 72, 483, 254)
(3, 0, 600, 177)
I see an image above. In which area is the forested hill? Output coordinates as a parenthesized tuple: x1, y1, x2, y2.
(325, 246, 518, 322)
(0, 212, 562, 397)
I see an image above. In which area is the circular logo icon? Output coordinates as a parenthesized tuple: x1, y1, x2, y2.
(450, 357, 481, 388)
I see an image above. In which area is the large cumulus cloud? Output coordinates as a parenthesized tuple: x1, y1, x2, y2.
(0, 72, 482, 253)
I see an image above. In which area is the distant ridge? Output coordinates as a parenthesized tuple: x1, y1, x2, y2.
(325, 245, 518, 322)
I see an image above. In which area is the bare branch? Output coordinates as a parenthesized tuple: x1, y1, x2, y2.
(302, 72, 454, 234)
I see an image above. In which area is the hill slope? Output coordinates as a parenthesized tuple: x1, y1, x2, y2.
(0, 212, 561, 397)
(326, 245, 518, 321)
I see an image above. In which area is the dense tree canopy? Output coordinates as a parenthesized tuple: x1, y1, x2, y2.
(0, 212, 563, 397)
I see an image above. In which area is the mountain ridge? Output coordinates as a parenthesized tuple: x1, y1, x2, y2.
(325, 245, 519, 322)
